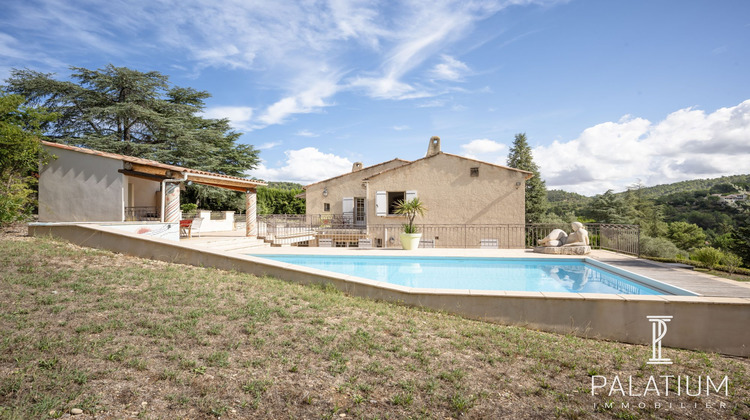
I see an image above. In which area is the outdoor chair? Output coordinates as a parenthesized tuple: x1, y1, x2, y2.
(418, 239, 435, 248)
(358, 238, 372, 249)
(480, 238, 499, 249)
(190, 217, 203, 237)
(179, 219, 193, 238)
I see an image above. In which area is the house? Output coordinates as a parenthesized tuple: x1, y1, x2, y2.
(38, 141, 266, 238)
(303, 136, 533, 248)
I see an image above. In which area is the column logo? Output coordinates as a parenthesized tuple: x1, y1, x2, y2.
(647, 315, 672, 365)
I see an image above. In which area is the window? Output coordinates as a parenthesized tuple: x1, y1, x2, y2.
(387, 191, 405, 215)
(470, 167, 479, 177)
(354, 198, 365, 224)
(323, 203, 330, 212)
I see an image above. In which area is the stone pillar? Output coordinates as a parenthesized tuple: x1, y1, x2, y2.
(245, 189, 257, 237)
(164, 182, 181, 223)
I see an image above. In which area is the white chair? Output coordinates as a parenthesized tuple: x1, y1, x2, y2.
(480, 238, 498, 249)
(319, 238, 333, 247)
(191, 217, 204, 238)
(358, 238, 372, 249)
(419, 239, 435, 248)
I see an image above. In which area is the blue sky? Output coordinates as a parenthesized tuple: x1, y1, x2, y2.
(1, 0, 749, 195)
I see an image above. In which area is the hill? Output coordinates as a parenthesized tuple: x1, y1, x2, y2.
(624, 175, 750, 199)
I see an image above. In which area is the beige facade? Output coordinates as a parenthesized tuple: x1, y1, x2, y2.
(39, 146, 126, 222)
(38, 142, 265, 235)
(304, 138, 533, 247)
(305, 159, 410, 220)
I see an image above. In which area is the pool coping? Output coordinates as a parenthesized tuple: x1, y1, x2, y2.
(28, 223, 750, 357)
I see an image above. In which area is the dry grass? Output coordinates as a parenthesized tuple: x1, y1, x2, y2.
(1, 227, 749, 419)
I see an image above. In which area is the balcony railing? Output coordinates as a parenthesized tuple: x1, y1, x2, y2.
(252, 215, 640, 255)
(124, 206, 160, 221)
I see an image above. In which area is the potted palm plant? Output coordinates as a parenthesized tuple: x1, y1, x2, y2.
(394, 197, 427, 250)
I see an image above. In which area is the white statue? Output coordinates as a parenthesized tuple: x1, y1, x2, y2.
(562, 222, 590, 247)
(538, 229, 568, 247)
(538, 222, 589, 247)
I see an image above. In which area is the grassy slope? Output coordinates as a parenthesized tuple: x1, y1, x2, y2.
(1, 234, 749, 419)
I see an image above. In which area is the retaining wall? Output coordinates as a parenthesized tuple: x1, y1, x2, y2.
(28, 223, 750, 357)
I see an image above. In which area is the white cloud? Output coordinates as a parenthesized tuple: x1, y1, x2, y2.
(202, 106, 254, 131)
(534, 99, 750, 196)
(2, 0, 561, 128)
(247, 147, 353, 184)
(429, 55, 470, 81)
(256, 78, 339, 126)
(258, 141, 281, 150)
(295, 130, 319, 138)
(392, 125, 409, 131)
(460, 138, 507, 162)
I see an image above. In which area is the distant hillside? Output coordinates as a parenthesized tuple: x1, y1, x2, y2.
(266, 181, 305, 191)
(623, 175, 750, 199)
(547, 189, 591, 203)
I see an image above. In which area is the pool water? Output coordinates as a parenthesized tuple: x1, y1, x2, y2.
(251, 255, 667, 295)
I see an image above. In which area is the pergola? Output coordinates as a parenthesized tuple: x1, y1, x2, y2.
(41, 141, 266, 237)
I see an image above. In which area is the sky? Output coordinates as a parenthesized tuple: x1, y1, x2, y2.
(1, 0, 749, 196)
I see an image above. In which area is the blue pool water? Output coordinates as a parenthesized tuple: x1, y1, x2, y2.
(251, 255, 667, 295)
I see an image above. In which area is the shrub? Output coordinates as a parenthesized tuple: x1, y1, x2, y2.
(691, 247, 724, 269)
(181, 203, 198, 213)
(722, 252, 743, 275)
(639, 236, 686, 259)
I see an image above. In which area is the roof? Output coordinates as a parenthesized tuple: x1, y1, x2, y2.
(303, 158, 411, 189)
(42, 141, 266, 192)
(363, 152, 535, 181)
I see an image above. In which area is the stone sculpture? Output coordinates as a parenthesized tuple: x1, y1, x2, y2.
(535, 222, 591, 255)
(537, 229, 568, 247)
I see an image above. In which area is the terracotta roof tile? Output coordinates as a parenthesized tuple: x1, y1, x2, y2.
(42, 141, 266, 186)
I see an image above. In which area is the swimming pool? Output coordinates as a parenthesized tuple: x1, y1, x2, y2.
(251, 255, 681, 295)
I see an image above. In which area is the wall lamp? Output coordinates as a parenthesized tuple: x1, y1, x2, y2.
(323, 187, 328, 197)
(515, 181, 522, 189)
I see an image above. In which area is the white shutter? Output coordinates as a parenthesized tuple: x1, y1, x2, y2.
(342, 197, 354, 224)
(375, 191, 387, 216)
(406, 190, 418, 201)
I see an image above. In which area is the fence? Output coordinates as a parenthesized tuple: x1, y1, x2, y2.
(252, 215, 640, 255)
(526, 223, 640, 256)
(124, 206, 159, 221)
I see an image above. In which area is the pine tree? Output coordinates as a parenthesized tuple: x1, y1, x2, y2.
(507, 133, 548, 223)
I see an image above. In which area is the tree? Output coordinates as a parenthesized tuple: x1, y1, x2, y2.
(256, 187, 306, 214)
(4, 65, 261, 209)
(0, 93, 57, 225)
(394, 198, 427, 234)
(667, 221, 707, 251)
(730, 220, 750, 268)
(506, 133, 548, 223)
(586, 190, 632, 223)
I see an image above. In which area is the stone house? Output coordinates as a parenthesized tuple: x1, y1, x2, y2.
(303, 137, 533, 247)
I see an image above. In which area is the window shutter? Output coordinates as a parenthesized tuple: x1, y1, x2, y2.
(342, 197, 354, 223)
(406, 190, 418, 201)
(375, 191, 387, 216)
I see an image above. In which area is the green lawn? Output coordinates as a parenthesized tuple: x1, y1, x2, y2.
(1, 234, 748, 419)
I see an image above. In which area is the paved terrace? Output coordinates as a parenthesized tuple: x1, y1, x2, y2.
(179, 233, 750, 298)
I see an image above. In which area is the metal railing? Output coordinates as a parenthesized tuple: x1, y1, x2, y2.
(124, 206, 160, 221)
(250, 215, 640, 255)
(526, 223, 640, 256)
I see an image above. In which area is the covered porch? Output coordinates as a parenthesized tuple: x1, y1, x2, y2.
(119, 160, 265, 237)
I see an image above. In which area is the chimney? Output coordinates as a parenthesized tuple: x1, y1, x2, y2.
(426, 136, 441, 157)
(352, 162, 363, 172)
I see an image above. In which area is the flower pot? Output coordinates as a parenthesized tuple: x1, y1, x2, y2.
(400, 232, 422, 250)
